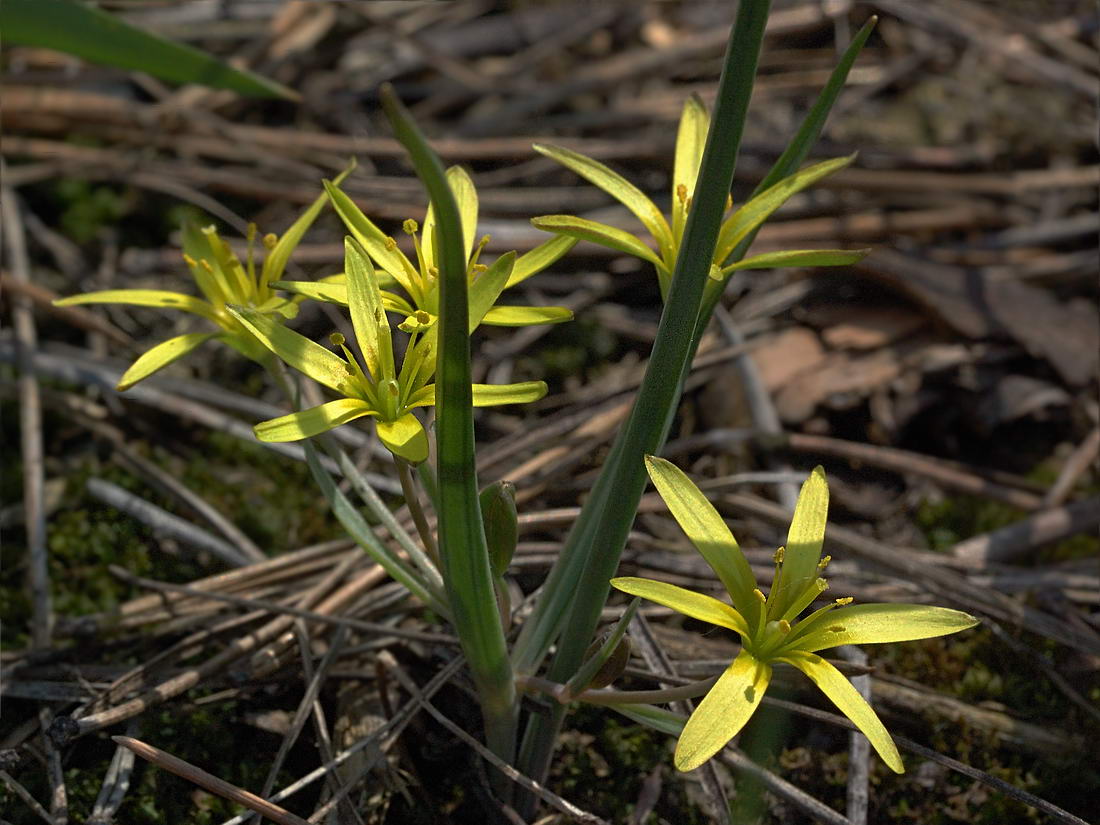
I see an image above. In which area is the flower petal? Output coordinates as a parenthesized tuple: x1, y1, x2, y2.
(793, 603, 979, 653)
(533, 143, 674, 262)
(254, 398, 375, 442)
(471, 381, 547, 406)
(345, 237, 395, 383)
(531, 215, 669, 276)
(227, 306, 351, 394)
(507, 235, 578, 288)
(675, 648, 771, 771)
(718, 248, 870, 275)
(54, 289, 220, 325)
(468, 251, 515, 331)
(376, 412, 428, 464)
(324, 180, 418, 297)
(610, 577, 749, 638)
(673, 95, 709, 207)
(771, 466, 828, 621)
(780, 650, 903, 773)
(116, 332, 218, 390)
(423, 165, 478, 270)
(714, 155, 853, 265)
(261, 162, 354, 289)
(644, 456, 760, 625)
(481, 305, 573, 326)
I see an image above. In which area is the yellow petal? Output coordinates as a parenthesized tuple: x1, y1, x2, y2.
(772, 466, 828, 620)
(610, 577, 749, 638)
(376, 412, 428, 464)
(227, 306, 351, 394)
(531, 215, 668, 275)
(116, 332, 218, 391)
(793, 603, 979, 653)
(780, 650, 903, 773)
(481, 305, 573, 326)
(507, 235, 577, 288)
(254, 398, 374, 442)
(675, 648, 771, 771)
(344, 237, 395, 383)
(644, 456, 759, 625)
(54, 290, 220, 325)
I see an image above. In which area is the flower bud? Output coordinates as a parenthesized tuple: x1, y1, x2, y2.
(479, 480, 518, 579)
(581, 633, 632, 690)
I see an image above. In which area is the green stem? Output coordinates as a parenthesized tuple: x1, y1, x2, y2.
(519, 674, 719, 706)
(395, 457, 440, 569)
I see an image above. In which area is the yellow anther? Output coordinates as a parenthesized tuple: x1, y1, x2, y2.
(778, 619, 791, 634)
(182, 254, 198, 267)
(329, 332, 346, 346)
(817, 555, 832, 571)
(753, 589, 767, 603)
(676, 183, 688, 204)
(835, 597, 853, 606)
(725, 194, 733, 211)
(200, 259, 215, 273)
(816, 577, 829, 592)
(402, 219, 419, 235)
(263, 233, 278, 250)
(472, 263, 488, 273)
(827, 625, 845, 633)
(773, 546, 785, 564)
(428, 266, 439, 278)
(384, 236, 398, 251)
(479, 234, 491, 247)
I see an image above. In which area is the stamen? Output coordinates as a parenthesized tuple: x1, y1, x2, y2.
(676, 183, 688, 204)
(329, 332, 346, 347)
(778, 620, 791, 634)
(472, 264, 488, 273)
(182, 254, 198, 267)
(753, 589, 766, 604)
(384, 237, 398, 252)
(817, 555, 832, 571)
(403, 219, 419, 235)
(835, 597, 853, 606)
(263, 233, 278, 250)
(200, 260, 215, 273)
(773, 547, 785, 564)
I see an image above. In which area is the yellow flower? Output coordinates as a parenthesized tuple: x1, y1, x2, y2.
(612, 457, 979, 773)
(229, 237, 547, 464)
(531, 96, 867, 300)
(274, 166, 578, 332)
(53, 170, 351, 390)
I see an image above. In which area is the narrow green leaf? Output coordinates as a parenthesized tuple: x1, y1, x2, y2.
(507, 235, 578, 288)
(116, 332, 218, 391)
(771, 466, 828, 620)
(1, 0, 297, 99)
(676, 648, 771, 771)
(344, 237, 395, 383)
(645, 456, 760, 624)
(611, 577, 749, 638)
(481, 305, 573, 326)
(254, 398, 374, 442)
(261, 162, 355, 289)
(718, 248, 870, 276)
(531, 215, 668, 275)
(227, 306, 351, 394)
(533, 143, 674, 261)
(376, 412, 429, 464)
(381, 83, 516, 766)
(53, 289, 220, 325)
(793, 603, 979, 653)
(566, 597, 640, 697)
(781, 650, 903, 773)
(714, 155, 853, 264)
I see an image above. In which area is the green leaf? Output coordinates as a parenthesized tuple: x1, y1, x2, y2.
(470, 381, 547, 406)
(793, 603, 979, 653)
(718, 248, 870, 276)
(376, 412, 428, 464)
(344, 237, 395, 383)
(676, 648, 771, 771)
(254, 398, 375, 442)
(381, 83, 516, 765)
(323, 180, 419, 298)
(645, 456, 760, 624)
(531, 215, 668, 276)
(780, 649, 903, 773)
(227, 306, 351, 394)
(507, 235, 578, 288)
(714, 155, 854, 264)
(53, 289, 220, 325)
(771, 466, 828, 620)
(481, 305, 573, 326)
(534, 143, 674, 261)
(611, 577, 749, 638)
(1, 0, 297, 99)
(117, 332, 218, 391)
(261, 162, 355, 289)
